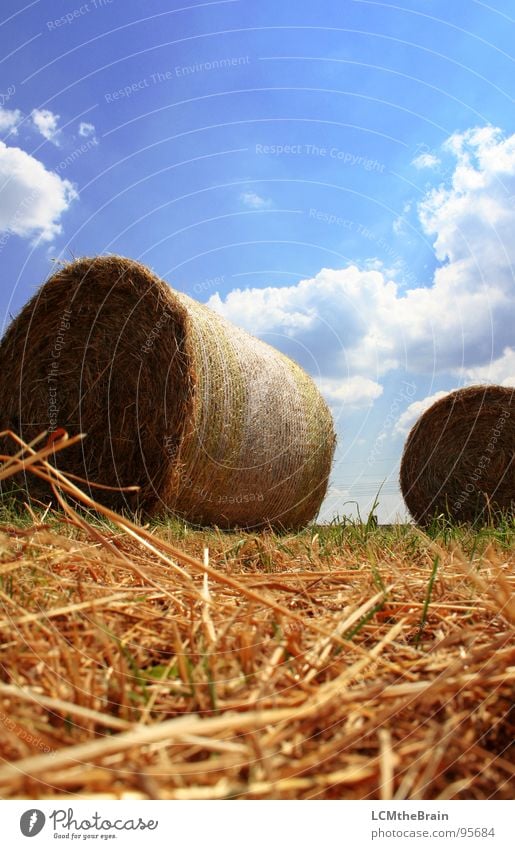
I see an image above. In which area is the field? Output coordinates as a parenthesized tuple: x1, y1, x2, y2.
(0, 433, 513, 800)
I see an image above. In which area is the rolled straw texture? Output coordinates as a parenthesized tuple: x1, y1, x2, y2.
(0, 256, 335, 529)
(400, 385, 515, 525)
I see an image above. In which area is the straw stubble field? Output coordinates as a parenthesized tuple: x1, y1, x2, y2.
(0, 432, 513, 800)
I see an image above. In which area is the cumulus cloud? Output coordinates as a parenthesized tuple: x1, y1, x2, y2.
(419, 126, 515, 269)
(463, 347, 515, 386)
(316, 376, 383, 408)
(240, 191, 272, 209)
(208, 266, 398, 379)
(393, 391, 450, 436)
(78, 121, 96, 138)
(0, 107, 22, 135)
(0, 141, 77, 241)
(211, 124, 515, 392)
(31, 108, 60, 143)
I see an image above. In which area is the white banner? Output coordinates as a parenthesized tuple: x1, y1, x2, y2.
(2, 800, 512, 848)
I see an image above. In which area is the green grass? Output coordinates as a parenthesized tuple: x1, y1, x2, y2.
(0, 493, 514, 566)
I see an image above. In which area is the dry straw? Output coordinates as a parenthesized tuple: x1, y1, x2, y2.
(400, 385, 515, 525)
(0, 256, 335, 529)
(0, 432, 513, 800)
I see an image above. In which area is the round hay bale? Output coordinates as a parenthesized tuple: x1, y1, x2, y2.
(0, 256, 335, 529)
(400, 385, 515, 525)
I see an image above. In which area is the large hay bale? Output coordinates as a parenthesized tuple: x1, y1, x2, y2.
(0, 256, 335, 529)
(400, 385, 515, 525)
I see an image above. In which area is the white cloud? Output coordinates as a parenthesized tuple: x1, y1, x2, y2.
(208, 265, 398, 378)
(418, 126, 515, 268)
(393, 391, 450, 436)
(316, 376, 383, 409)
(0, 141, 77, 241)
(78, 121, 96, 138)
(412, 152, 441, 169)
(31, 108, 60, 143)
(240, 191, 272, 209)
(0, 107, 22, 135)
(463, 347, 515, 387)
(211, 124, 515, 388)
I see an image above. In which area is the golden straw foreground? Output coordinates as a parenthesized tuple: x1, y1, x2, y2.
(0, 256, 335, 529)
(0, 432, 513, 800)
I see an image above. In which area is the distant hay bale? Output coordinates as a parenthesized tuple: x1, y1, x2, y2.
(0, 256, 335, 529)
(400, 385, 515, 525)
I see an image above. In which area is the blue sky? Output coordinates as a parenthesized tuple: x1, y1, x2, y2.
(1, 0, 514, 521)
